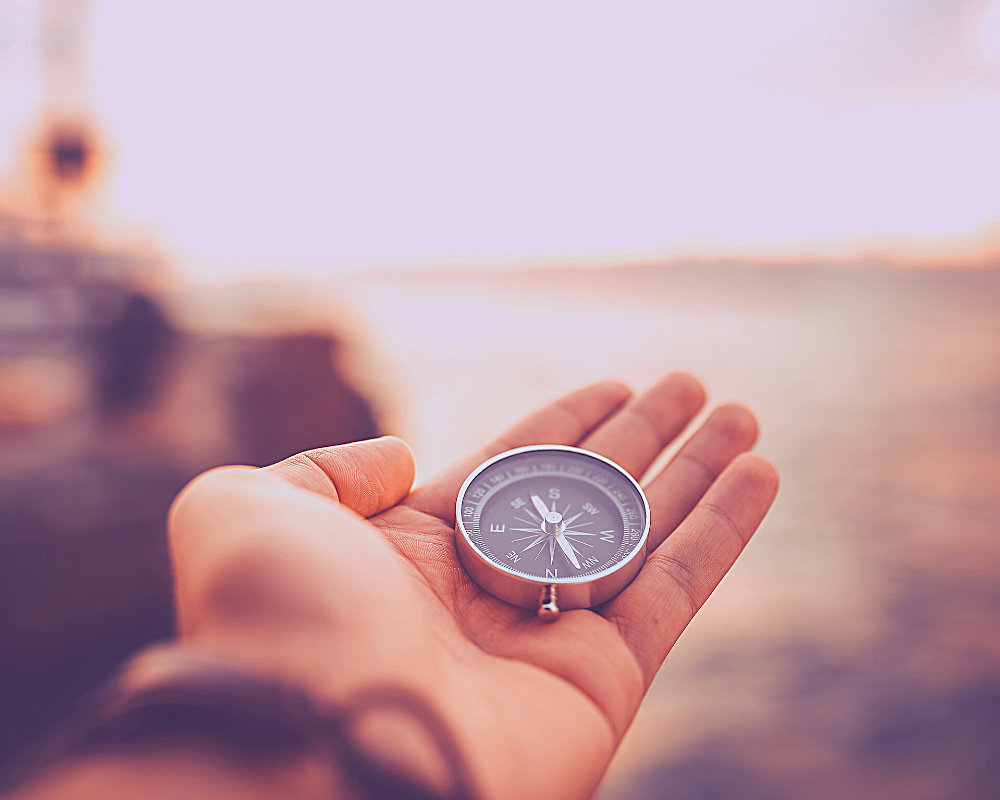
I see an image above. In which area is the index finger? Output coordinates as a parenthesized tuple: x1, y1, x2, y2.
(403, 380, 632, 522)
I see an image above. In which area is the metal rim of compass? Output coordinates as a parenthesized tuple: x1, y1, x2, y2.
(454, 444, 651, 616)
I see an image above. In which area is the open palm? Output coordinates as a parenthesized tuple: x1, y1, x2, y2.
(169, 374, 778, 800)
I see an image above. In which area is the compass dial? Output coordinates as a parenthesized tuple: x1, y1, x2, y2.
(456, 446, 649, 586)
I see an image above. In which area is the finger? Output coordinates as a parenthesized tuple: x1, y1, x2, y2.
(643, 403, 759, 550)
(265, 435, 416, 518)
(578, 372, 705, 479)
(602, 452, 779, 686)
(404, 380, 632, 522)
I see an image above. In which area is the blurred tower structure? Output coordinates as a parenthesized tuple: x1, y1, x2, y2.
(33, 0, 103, 221)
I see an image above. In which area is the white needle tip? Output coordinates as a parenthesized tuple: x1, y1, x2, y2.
(530, 495, 550, 519)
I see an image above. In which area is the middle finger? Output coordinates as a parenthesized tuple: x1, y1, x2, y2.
(578, 372, 706, 479)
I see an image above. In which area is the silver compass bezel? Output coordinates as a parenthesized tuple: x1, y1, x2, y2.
(454, 444, 651, 611)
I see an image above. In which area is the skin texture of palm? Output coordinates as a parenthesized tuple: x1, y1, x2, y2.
(163, 374, 779, 800)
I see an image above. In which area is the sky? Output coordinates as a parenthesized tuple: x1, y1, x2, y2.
(1, 0, 999, 279)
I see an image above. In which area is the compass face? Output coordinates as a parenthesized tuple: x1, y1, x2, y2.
(456, 446, 649, 584)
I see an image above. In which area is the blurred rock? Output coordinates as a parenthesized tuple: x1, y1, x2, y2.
(0, 224, 378, 766)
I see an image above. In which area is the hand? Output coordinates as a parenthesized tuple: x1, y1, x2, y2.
(168, 374, 779, 800)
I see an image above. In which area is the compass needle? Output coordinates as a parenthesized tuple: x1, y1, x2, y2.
(555, 531, 581, 569)
(530, 495, 550, 519)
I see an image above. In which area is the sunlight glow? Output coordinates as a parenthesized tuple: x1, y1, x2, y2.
(2, 1, 998, 278)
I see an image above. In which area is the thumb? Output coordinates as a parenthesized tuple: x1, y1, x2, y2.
(264, 436, 416, 518)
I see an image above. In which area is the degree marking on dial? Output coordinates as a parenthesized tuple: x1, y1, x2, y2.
(470, 467, 631, 510)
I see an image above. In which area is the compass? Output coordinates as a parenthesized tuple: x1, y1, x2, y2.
(455, 445, 650, 621)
